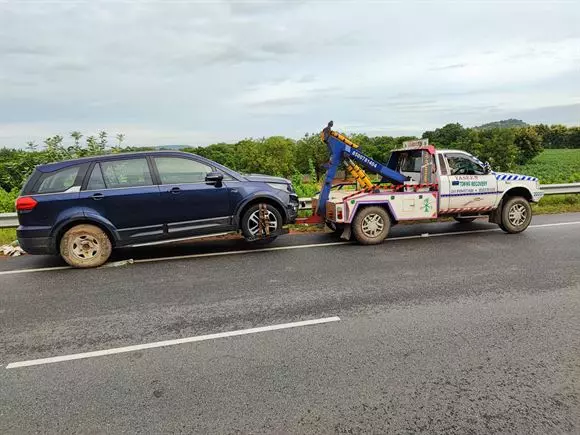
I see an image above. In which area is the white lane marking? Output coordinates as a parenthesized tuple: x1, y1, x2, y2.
(2, 220, 580, 276)
(0, 265, 71, 275)
(134, 240, 351, 264)
(528, 221, 580, 228)
(5, 316, 341, 369)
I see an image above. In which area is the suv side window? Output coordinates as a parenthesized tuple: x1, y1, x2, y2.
(154, 157, 212, 184)
(86, 163, 107, 190)
(97, 158, 153, 188)
(36, 165, 82, 194)
(445, 154, 485, 176)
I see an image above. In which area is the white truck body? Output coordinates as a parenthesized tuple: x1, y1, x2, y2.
(320, 148, 544, 226)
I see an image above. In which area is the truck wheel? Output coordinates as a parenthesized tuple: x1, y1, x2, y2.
(500, 196, 532, 233)
(241, 204, 282, 243)
(60, 224, 112, 268)
(453, 217, 476, 224)
(352, 206, 391, 245)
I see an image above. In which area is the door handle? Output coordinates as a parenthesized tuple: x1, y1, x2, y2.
(170, 187, 181, 194)
(91, 193, 104, 201)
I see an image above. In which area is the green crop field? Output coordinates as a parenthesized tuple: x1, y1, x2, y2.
(516, 149, 580, 184)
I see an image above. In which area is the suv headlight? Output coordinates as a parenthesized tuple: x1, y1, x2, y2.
(267, 182, 292, 193)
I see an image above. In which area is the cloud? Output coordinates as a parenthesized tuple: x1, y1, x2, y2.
(0, 0, 579, 147)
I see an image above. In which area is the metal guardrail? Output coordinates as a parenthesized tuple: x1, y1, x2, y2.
(538, 182, 580, 195)
(0, 213, 19, 229)
(1, 183, 579, 228)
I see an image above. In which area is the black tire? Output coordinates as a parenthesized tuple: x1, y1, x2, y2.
(453, 217, 476, 224)
(352, 206, 391, 245)
(499, 196, 532, 234)
(60, 224, 112, 268)
(241, 204, 283, 243)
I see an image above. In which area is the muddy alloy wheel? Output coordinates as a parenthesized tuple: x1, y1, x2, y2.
(499, 196, 532, 234)
(241, 204, 283, 244)
(60, 224, 112, 268)
(352, 206, 391, 245)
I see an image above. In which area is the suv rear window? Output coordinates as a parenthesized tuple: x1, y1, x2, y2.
(35, 165, 82, 194)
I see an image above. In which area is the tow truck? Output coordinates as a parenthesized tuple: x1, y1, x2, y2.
(302, 121, 544, 244)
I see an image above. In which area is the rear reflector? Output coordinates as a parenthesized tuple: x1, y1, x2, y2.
(16, 196, 38, 211)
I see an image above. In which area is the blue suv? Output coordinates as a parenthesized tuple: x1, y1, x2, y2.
(16, 151, 299, 267)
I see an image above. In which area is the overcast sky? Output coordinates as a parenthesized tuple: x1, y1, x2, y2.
(1, 0, 579, 148)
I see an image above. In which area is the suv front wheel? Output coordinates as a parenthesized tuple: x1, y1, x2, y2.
(60, 224, 112, 268)
(241, 204, 283, 243)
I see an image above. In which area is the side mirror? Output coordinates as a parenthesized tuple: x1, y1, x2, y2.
(205, 172, 224, 185)
(483, 161, 492, 174)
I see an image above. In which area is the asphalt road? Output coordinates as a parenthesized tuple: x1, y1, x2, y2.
(1, 213, 579, 434)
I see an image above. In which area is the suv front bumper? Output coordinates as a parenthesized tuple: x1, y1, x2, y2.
(287, 201, 298, 224)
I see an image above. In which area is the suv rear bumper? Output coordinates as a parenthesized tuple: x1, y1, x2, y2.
(17, 227, 56, 255)
(17, 236, 56, 255)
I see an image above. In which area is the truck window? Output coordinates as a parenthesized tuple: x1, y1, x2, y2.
(398, 150, 423, 172)
(438, 154, 448, 175)
(445, 154, 485, 176)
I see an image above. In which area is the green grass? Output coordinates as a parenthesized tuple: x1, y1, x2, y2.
(0, 228, 17, 245)
(516, 149, 580, 184)
(532, 194, 580, 214)
(0, 189, 18, 213)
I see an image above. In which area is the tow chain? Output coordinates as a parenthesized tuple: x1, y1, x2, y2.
(257, 204, 270, 238)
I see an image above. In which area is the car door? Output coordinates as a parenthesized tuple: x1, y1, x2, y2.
(79, 157, 164, 243)
(444, 152, 498, 213)
(152, 156, 234, 237)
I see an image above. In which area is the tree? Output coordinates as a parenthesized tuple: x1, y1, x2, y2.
(566, 127, 580, 149)
(70, 131, 83, 147)
(470, 128, 518, 171)
(294, 133, 329, 180)
(258, 136, 296, 177)
(191, 142, 237, 168)
(98, 131, 108, 151)
(422, 123, 471, 149)
(26, 141, 37, 151)
(86, 136, 100, 155)
(514, 127, 543, 164)
(69, 131, 83, 156)
(114, 133, 125, 153)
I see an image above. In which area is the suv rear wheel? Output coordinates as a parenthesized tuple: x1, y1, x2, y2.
(60, 224, 112, 268)
(241, 204, 283, 243)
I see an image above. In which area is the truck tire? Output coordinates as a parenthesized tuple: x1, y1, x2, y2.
(499, 196, 532, 234)
(352, 206, 391, 245)
(453, 217, 476, 224)
(60, 224, 112, 268)
(241, 204, 283, 243)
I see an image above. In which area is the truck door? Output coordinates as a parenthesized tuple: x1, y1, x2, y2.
(442, 152, 498, 214)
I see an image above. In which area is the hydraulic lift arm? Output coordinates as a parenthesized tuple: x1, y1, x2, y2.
(316, 121, 407, 217)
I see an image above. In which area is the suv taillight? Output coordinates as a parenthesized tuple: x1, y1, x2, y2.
(16, 196, 38, 211)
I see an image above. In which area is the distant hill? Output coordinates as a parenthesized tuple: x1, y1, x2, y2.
(475, 119, 528, 130)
